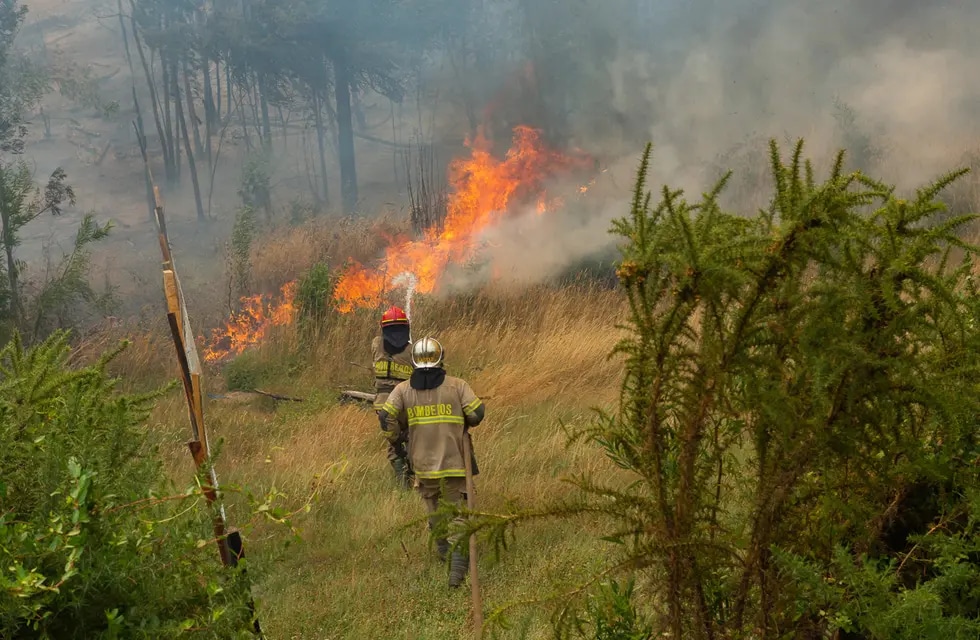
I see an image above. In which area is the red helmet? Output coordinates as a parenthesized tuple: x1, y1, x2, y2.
(381, 306, 409, 326)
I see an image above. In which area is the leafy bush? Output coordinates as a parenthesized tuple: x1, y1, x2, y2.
(239, 152, 272, 221)
(22, 213, 115, 342)
(295, 262, 333, 335)
(226, 205, 255, 308)
(473, 140, 980, 639)
(559, 579, 653, 640)
(0, 160, 80, 340)
(223, 349, 264, 391)
(0, 331, 270, 637)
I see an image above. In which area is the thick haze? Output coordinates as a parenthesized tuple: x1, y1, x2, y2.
(610, 0, 980, 190)
(448, 0, 980, 290)
(11, 0, 980, 308)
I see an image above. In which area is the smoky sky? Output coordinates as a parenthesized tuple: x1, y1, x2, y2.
(12, 0, 980, 303)
(448, 0, 980, 291)
(602, 0, 980, 189)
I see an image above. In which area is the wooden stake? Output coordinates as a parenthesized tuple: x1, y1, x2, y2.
(462, 431, 484, 638)
(138, 121, 262, 636)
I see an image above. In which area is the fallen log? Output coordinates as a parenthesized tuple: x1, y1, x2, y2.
(252, 388, 304, 402)
(341, 389, 377, 403)
(207, 389, 305, 403)
(95, 141, 112, 165)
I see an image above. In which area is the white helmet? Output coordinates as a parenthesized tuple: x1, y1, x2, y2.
(412, 336, 444, 369)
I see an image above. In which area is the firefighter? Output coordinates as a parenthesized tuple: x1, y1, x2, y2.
(372, 306, 415, 489)
(378, 336, 485, 589)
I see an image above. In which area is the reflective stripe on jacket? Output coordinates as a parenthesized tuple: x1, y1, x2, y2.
(371, 336, 413, 409)
(382, 376, 482, 479)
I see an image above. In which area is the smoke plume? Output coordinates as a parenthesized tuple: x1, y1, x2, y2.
(455, 0, 980, 292)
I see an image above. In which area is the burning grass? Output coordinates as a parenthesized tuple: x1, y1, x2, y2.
(332, 126, 595, 312)
(201, 125, 598, 364)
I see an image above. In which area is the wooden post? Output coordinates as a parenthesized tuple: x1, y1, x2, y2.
(138, 122, 262, 636)
(462, 432, 484, 638)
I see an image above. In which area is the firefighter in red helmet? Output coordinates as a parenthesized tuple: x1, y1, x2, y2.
(372, 306, 415, 488)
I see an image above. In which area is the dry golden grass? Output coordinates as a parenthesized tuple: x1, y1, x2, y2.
(126, 279, 629, 639)
(249, 215, 411, 294)
(69, 316, 181, 390)
(64, 209, 632, 638)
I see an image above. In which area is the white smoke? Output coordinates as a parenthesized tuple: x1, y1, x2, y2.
(442, 0, 980, 293)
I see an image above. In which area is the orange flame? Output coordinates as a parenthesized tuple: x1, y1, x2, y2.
(202, 125, 594, 363)
(332, 125, 592, 311)
(202, 281, 297, 363)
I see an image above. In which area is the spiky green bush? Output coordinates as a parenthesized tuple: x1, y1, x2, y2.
(470, 139, 980, 639)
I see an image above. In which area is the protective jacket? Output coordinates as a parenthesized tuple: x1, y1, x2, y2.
(381, 373, 484, 480)
(371, 335, 413, 410)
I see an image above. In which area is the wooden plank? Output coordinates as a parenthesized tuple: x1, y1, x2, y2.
(139, 122, 260, 630)
(190, 373, 205, 443)
(188, 440, 231, 568)
(167, 312, 197, 435)
(153, 186, 172, 265)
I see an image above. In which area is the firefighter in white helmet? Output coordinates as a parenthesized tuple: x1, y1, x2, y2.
(378, 336, 485, 588)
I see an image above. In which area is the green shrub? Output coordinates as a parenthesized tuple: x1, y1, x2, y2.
(0, 331, 272, 637)
(560, 579, 653, 640)
(223, 349, 263, 391)
(227, 205, 256, 305)
(472, 140, 980, 639)
(239, 151, 272, 221)
(295, 262, 333, 335)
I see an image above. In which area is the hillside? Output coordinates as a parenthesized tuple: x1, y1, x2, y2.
(5, 0, 980, 637)
(91, 271, 629, 638)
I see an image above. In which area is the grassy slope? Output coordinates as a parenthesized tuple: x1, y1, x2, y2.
(116, 282, 628, 639)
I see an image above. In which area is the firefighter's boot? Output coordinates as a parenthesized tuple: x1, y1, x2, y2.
(436, 538, 449, 563)
(448, 548, 468, 588)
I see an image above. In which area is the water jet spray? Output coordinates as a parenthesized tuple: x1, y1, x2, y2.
(392, 271, 418, 341)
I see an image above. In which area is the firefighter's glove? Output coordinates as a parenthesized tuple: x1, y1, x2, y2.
(378, 410, 401, 443)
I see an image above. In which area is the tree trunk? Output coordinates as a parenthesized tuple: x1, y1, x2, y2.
(260, 94, 271, 148)
(204, 64, 214, 168)
(183, 60, 204, 156)
(277, 105, 288, 152)
(117, 0, 137, 87)
(258, 78, 272, 148)
(203, 58, 216, 128)
(133, 88, 156, 221)
(1, 208, 19, 323)
(161, 55, 178, 183)
(214, 59, 222, 124)
(333, 57, 357, 213)
(175, 65, 205, 221)
(226, 63, 234, 121)
(172, 57, 181, 182)
(238, 81, 253, 151)
(117, 0, 155, 221)
(352, 86, 367, 131)
(128, 3, 172, 184)
(312, 91, 329, 207)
